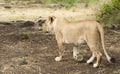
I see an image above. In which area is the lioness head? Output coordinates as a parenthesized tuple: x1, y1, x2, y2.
(42, 16, 56, 33)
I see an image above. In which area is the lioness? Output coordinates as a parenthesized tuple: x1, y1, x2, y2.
(42, 16, 114, 68)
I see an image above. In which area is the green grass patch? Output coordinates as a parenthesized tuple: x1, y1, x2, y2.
(96, 0, 120, 29)
(20, 32, 29, 40)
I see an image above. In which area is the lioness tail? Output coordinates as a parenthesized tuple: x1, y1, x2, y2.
(97, 24, 115, 63)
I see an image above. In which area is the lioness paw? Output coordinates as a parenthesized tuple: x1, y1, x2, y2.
(87, 59, 93, 64)
(73, 54, 83, 62)
(93, 63, 99, 68)
(55, 56, 62, 61)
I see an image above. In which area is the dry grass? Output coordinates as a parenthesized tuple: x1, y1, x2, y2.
(0, 4, 97, 22)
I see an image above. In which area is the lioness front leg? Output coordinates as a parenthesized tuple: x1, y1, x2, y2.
(87, 53, 95, 64)
(55, 42, 64, 61)
(73, 46, 83, 61)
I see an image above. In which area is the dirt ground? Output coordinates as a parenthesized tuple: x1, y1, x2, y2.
(0, 19, 120, 74)
(0, 3, 120, 74)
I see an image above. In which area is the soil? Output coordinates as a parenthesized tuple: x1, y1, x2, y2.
(0, 20, 120, 74)
(0, 3, 120, 74)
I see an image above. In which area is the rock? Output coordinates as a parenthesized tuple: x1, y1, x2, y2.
(110, 25, 116, 30)
(38, 19, 46, 26)
(22, 21, 35, 27)
(4, 5, 12, 9)
(19, 59, 28, 66)
(0, 21, 12, 25)
(14, 20, 35, 27)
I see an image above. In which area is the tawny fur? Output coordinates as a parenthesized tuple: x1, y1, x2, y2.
(42, 16, 113, 68)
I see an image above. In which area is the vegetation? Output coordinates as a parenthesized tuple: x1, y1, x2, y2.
(97, 0, 120, 29)
(4, 0, 97, 3)
(20, 32, 29, 40)
(4, 0, 98, 8)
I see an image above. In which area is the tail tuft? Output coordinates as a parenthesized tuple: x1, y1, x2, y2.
(110, 57, 116, 63)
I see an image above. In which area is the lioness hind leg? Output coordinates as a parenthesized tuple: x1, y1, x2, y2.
(55, 43, 64, 62)
(93, 51, 102, 68)
(87, 42, 102, 68)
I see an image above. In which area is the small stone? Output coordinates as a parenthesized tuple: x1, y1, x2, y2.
(19, 59, 28, 66)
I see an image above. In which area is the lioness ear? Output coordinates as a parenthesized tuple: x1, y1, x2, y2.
(49, 16, 56, 24)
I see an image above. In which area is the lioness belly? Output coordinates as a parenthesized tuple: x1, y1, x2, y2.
(62, 26, 86, 44)
(63, 35, 85, 44)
